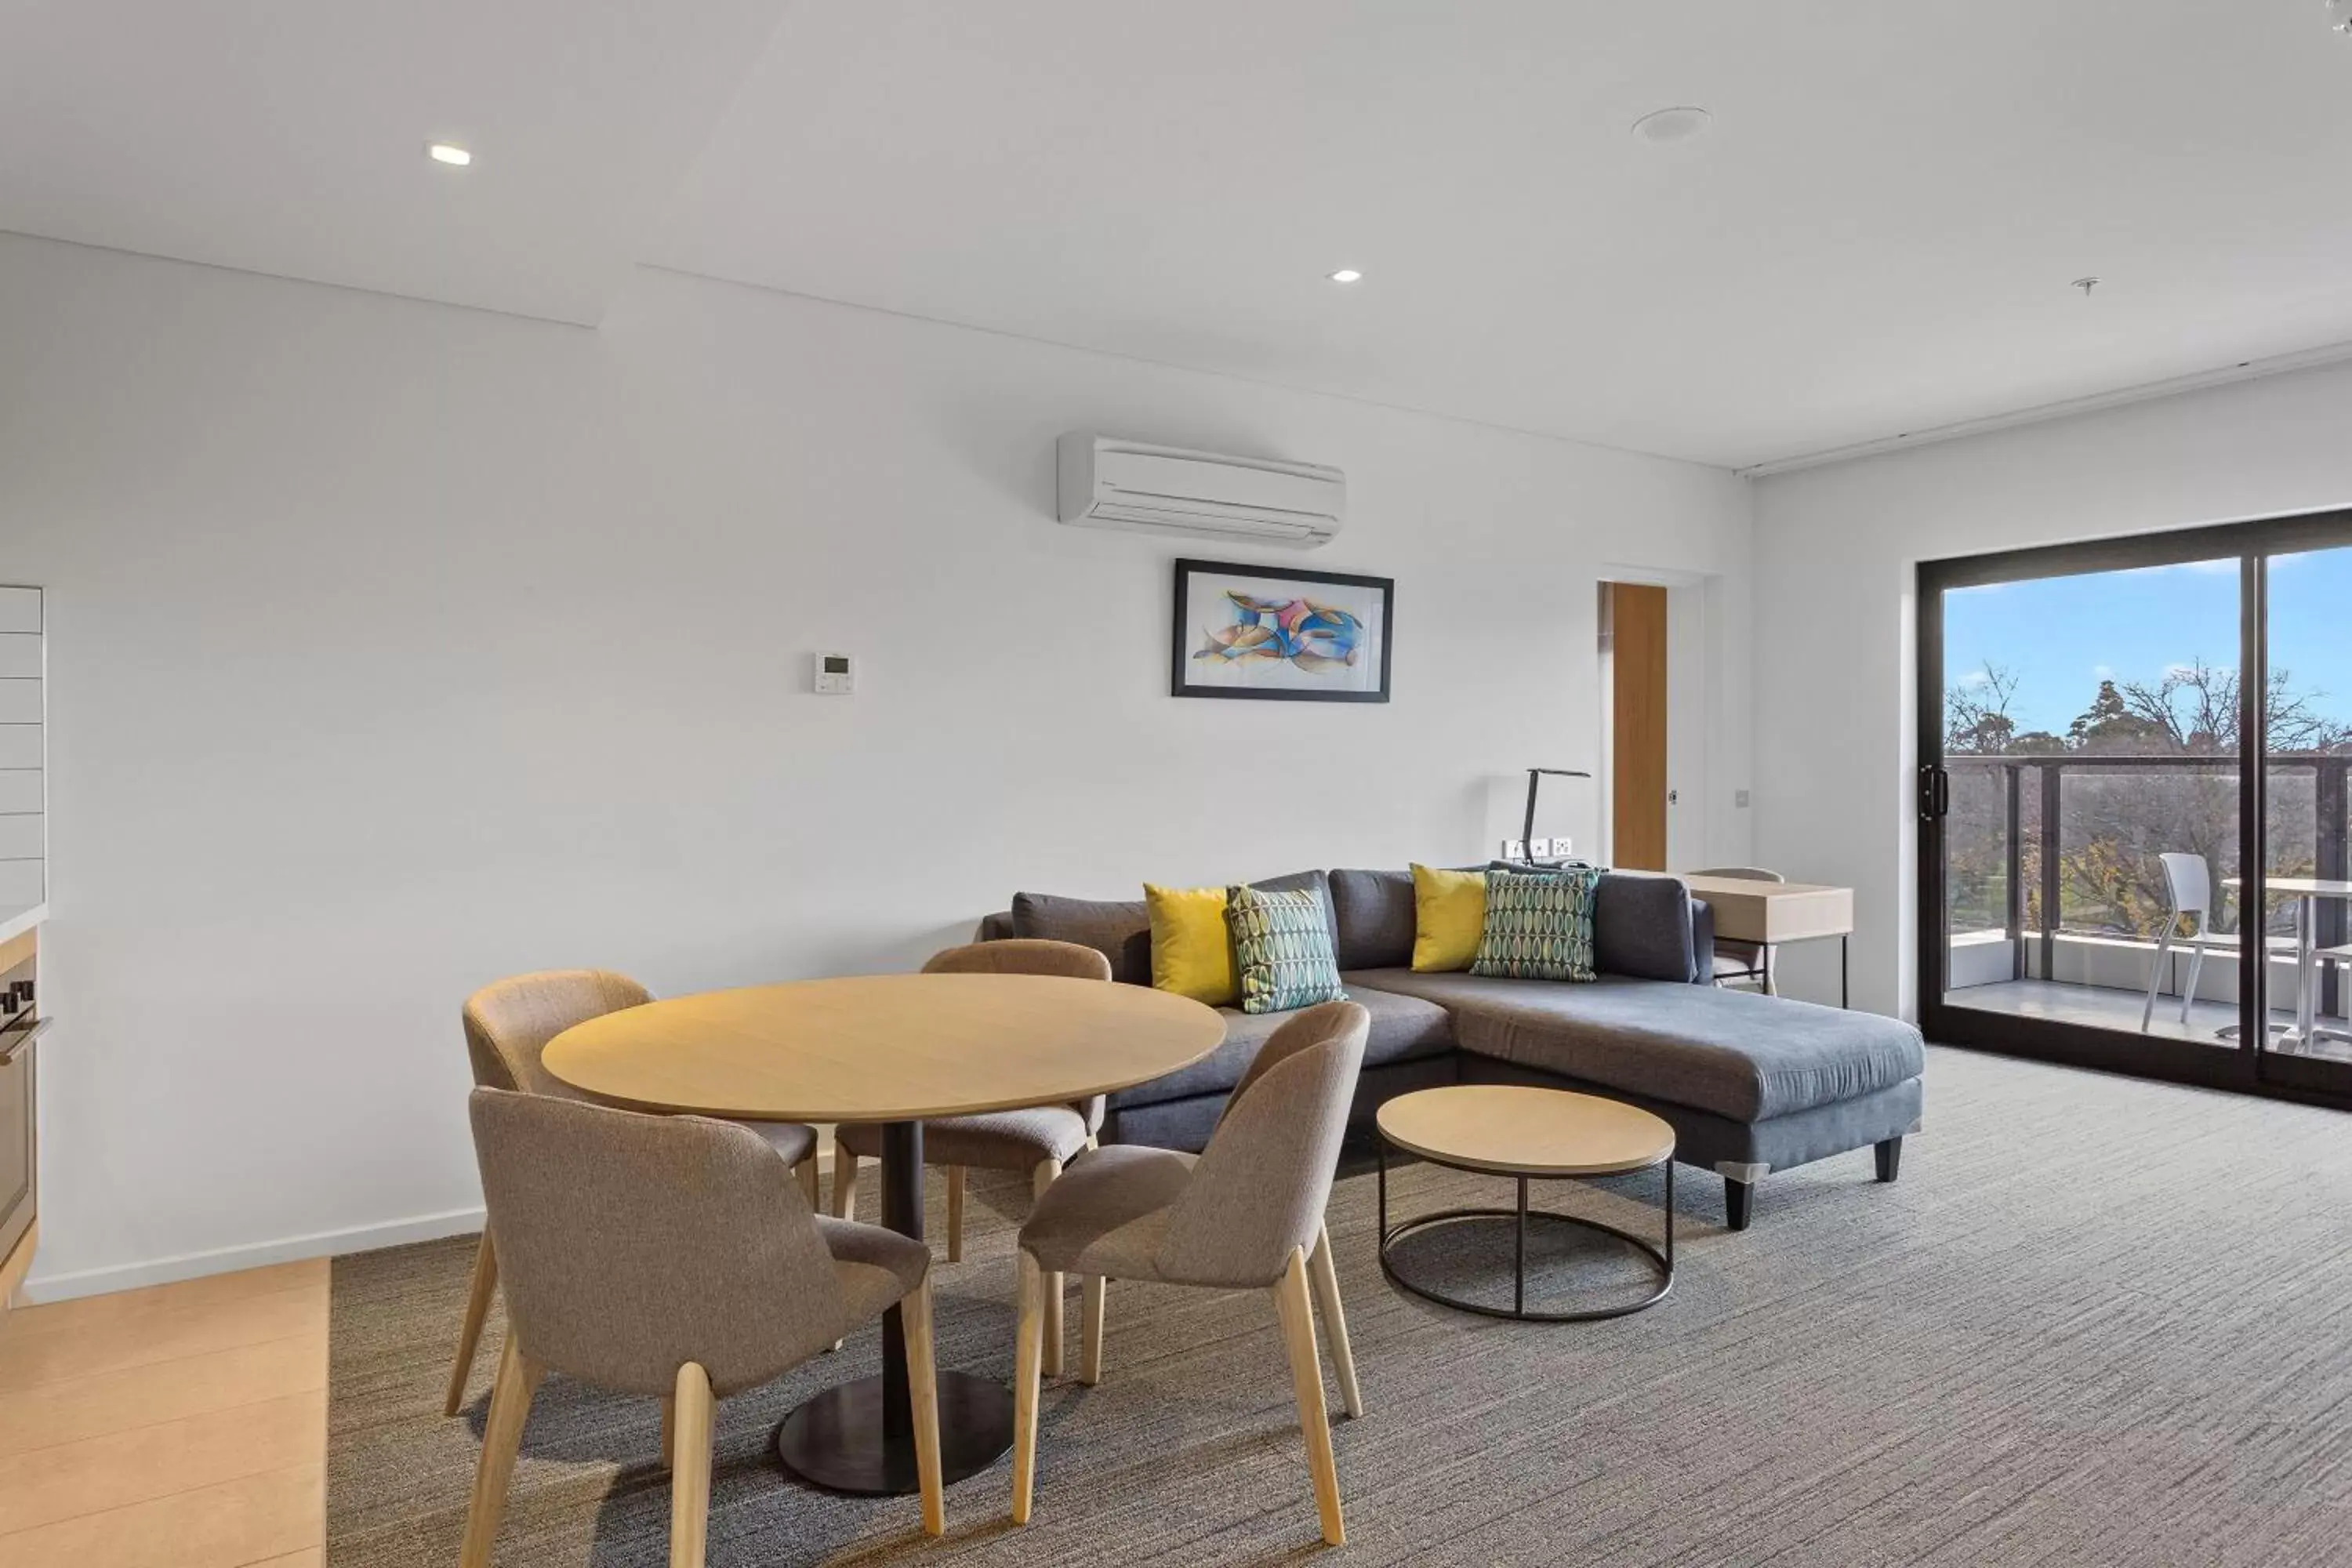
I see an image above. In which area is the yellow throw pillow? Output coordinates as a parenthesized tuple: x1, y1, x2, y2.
(1411, 863, 1486, 972)
(1145, 883, 1237, 1005)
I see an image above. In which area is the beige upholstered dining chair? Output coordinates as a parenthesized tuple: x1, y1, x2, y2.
(1693, 866, 1784, 993)
(831, 938, 1113, 1376)
(1008, 999, 1370, 1547)
(459, 1089, 944, 1567)
(446, 971, 820, 1417)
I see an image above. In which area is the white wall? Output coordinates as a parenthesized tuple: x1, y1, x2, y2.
(0, 233, 1754, 1297)
(1753, 361, 2352, 1017)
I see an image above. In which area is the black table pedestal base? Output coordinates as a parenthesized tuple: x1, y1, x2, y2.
(775, 1370, 1014, 1495)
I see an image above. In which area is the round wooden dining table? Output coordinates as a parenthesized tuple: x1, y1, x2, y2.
(542, 971, 1225, 1497)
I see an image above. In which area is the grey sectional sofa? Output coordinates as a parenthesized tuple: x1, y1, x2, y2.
(979, 866, 1924, 1230)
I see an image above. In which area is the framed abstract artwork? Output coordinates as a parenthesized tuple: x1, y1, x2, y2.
(1171, 558, 1393, 702)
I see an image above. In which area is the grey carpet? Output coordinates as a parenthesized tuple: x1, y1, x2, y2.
(328, 1046, 2352, 1566)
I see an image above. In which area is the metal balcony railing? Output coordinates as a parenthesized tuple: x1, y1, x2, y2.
(1943, 753, 2352, 1013)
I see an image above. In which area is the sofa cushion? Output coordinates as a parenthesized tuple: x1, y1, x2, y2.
(1329, 868, 1416, 971)
(1014, 871, 1334, 990)
(1470, 867, 1599, 982)
(1410, 863, 1486, 972)
(1342, 968, 1924, 1123)
(1334, 866, 1708, 984)
(1109, 984, 1452, 1109)
(1226, 884, 1346, 1014)
(1011, 892, 1152, 985)
(1145, 882, 1240, 1004)
(1592, 873, 1699, 982)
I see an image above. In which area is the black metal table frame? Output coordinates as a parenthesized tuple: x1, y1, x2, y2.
(774, 1120, 1014, 1495)
(1377, 1141, 1674, 1323)
(1719, 931, 1850, 1008)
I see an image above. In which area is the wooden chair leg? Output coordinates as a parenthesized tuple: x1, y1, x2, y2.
(824, 1142, 861, 1353)
(1032, 1160, 1064, 1377)
(444, 1231, 499, 1417)
(1011, 1250, 1046, 1524)
(1080, 1276, 1107, 1386)
(1306, 1225, 1363, 1418)
(1273, 1247, 1345, 1548)
(946, 1166, 965, 1263)
(659, 1394, 675, 1469)
(832, 1139, 858, 1221)
(797, 1156, 821, 1210)
(899, 1276, 949, 1537)
(459, 1334, 543, 1568)
(668, 1362, 713, 1568)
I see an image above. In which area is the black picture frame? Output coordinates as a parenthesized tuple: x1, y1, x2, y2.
(1170, 557, 1393, 703)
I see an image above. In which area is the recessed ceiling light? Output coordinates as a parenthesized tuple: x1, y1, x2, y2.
(1632, 107, 1712, 146)
(1327, 268, 1364, 284)
(426, 143, 473, 167)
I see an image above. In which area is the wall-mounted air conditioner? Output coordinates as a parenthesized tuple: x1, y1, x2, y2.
(1056, 434, 1345, 549)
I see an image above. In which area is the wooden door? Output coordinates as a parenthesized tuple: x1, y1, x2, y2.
(1611, 583, 1669, 869)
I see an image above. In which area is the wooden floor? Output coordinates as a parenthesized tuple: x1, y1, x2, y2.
(0, 1258, 329, 1567)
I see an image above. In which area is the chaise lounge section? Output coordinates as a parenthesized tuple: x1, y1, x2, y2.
(982, 866, 1924, 1229)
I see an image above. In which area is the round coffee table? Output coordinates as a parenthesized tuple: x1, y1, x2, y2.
(1374, 1084, 1675, 1322)
(543, 973, 1225, 1496)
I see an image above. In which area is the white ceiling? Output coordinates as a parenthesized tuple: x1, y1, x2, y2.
(8, 2, 2352, 468)
(0, 0, 787, 325)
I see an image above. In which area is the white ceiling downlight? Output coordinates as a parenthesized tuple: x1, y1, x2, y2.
(426, 143, 473, 167)
(1327, 268, 1363, 284)
(1631, 107, 1712, 145)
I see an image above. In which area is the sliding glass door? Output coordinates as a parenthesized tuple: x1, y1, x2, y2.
(2252, 542, 2352, 1095)
(1919, 510, 2352, 1105)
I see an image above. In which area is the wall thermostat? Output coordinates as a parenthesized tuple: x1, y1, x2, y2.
(815, 652, 855, 695)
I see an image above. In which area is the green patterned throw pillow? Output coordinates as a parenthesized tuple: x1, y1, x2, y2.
(1225, 884, 1348, 1015)
(1469, 867, 1599, 982)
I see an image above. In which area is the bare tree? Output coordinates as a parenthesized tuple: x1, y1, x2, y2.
(1945, 662, 2022, 754)
(2117, 659, 2352, 755)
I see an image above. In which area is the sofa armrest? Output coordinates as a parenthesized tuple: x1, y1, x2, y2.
(1686, 898, 1715, 985)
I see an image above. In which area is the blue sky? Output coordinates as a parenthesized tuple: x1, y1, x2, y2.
(1944, 549, 2352, 737)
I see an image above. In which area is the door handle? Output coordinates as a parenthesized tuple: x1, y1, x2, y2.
(1918, 765, 1951, 821)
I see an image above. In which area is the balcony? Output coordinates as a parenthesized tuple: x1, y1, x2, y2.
(1941, 752, 2352, 1059)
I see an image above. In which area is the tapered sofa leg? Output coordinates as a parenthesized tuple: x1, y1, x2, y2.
(1875, 1136, 1903, 1183)
(1724, 1176, 1755, 1232)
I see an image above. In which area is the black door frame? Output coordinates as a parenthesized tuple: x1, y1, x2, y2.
(1917, 505, 2352, 1111)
